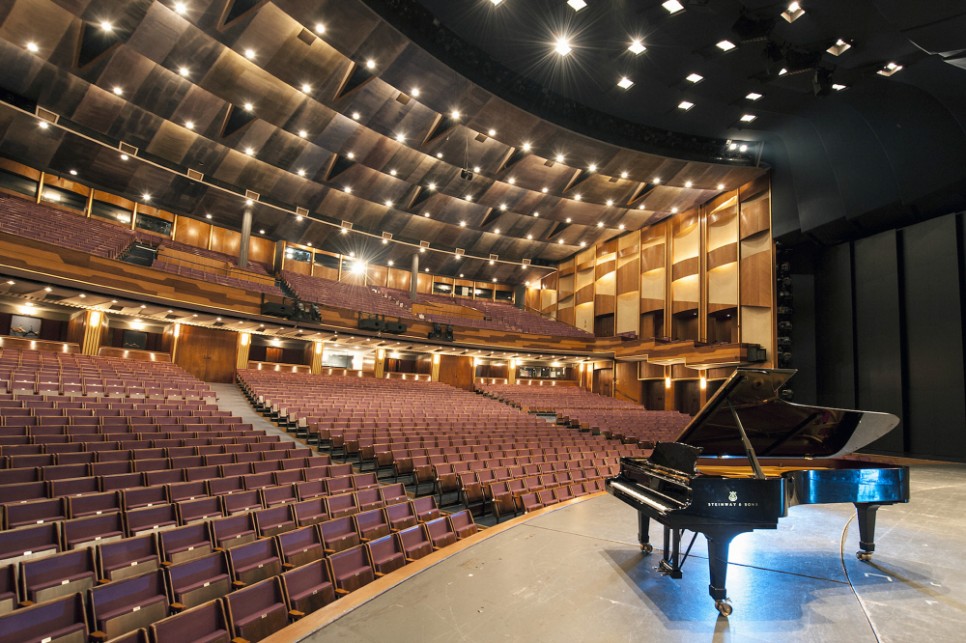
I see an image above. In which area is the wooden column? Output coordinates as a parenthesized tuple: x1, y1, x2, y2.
(430, 353, 441, 382)
(236, 332, 251, 371)
(81, 310, 104, 356)
(310, 341, 323, 374)
(374, 349, 385, 379)
(664, 367, 676, 412)
(698, 371, 708, 407)
(169, 323, 182, 363)
(507, 359, 517, 385)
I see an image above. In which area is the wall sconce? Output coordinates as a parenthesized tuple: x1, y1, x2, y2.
(664, 376, 672, 389)
(699, 374, 707, 390)
(240, 332, 250, 346)
(90, 311, 102, 326)
(315, 341, 323, 355)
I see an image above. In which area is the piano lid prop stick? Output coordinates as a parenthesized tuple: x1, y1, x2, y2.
(726, 399, 765, 480)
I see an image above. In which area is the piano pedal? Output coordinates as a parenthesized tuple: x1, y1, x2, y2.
(658, 560, 682, 579)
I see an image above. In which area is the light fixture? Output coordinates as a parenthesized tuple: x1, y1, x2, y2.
(617, 76, 634, 90)
(297, 169, 306, 177)
(653, 177, 661, 184)
(716, 40, 736, 52)
(781, 2, 805, 24)
(686, 73, 703, 83)
(568, 0, 587, 11)
(618, 224, 625, 230)
(606, 199, 614, 206)
(314, 22, 325, 34)
(628, 39, 646, 55)
(365, 59, 376, 70)
(488, 128, 497, 136)
(343, 186, 352, 194)
(827, 39, 852, 56)
(533, 211, 539, 217)
(542, 187, 549, 194)
(450, 110, 461, 120)
(346, 152, 355, 159)
(112, 86, 123, 96)
(173, 2, 188, 15)
(527, 234, 533, 240)
(243, 102, 254, 112)
(99, 21, 113, 32)
(717, 183, 725, 190)
(662, 0, 684, 14)
(350, 261, 367, 276)
(205, 213, 212, 219)
(244, 146, 255, 155)
(492, 277, 498, 283)
(499, 203, 508, 211)
(258, 228, 265, 234)
(685, 180, 693, 188)
(746, 92, 763, 101)
(184, 120, 195, 130)
(740, 113, 757, 122)
(120, 153, 129, 160)
(494, 228, 501, 235)
(244, 48, 256, 60)
(565, 217, 572, 223)
(298, 129, 308, 138)
(473, 165, 482, 173)
(178, 66, 190, 77)
(38, 121, 49, 130)
(554, 36, 572, 57)
(395, 132, 406, 143)
(588, 163, 598, 172)
(389, 169, 397, 176)
(351, 111, 361, 120)
(832, 83, 848, 91)
(555, 153, 565, 163)
(384, 199, 393, 207)
(671, 207, 679, 213)
(574, 193, 582, 201)
(878, 62, 903, 77)
(779, 67, 788, 76)
(26, 41, 39, 53)
(69, 169, 77, 176)
(678, 100, 694, 111)
(508, 177, 516, 185)
(521, 142, 532, 152)
(436, 152, 443, 159)
(464, 194, 473, 202)
(596, 221, 604, 228)
(388, 260, 394, 266)
(460, 220, 466, 227)
(301, 83, 312, 93)
(558, 239, 564, 244)
(141, 193, 151, 201)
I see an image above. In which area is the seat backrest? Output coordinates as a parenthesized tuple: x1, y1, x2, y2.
(20, 548, 94, 596)
(225, 577, 287, 641)
(0, 591, 87, 641)
(90, 569, 167, 622)
(149, 597, 230, 643)
(160, 522, 211, 561)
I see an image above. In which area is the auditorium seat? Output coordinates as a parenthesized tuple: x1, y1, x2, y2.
(384, 502, 419, 532)
(254, 505, 296, 538)
(0, 523, 61, 566)
(177, 497, 224, 525)
(62, 512, 125, 549)
(224, 577, 290, 642)
(411, 496, 441, 522)
(125, 504, 178, 536)
(292, 498, 328, 527)
(67, 491, 121, 519)
(227, 538, 282, 587)
(424, 517, 458, 550)
(0, 563, 15, 615)
(19, 548, 96, 605)
(366, 534, 406, 577)
(276, 525, 324, 569)
(209, 514, 256, 551)
(447, 510, 478, 540)
(97, 534, 160, 581)
(319, 516, 360, 555)
(280, 559, 335, 618)
(88, 569, 169, 641)
(324, 493, 358, 520)
(328, 545, 375, 595)
(0, 591, 88, 643)
(397, 525, 433, 562)
(166, 552, 232, 610)
(160, 523, 213, 565)
(149, 598, 231, 643)
(353, 508, 390, 542)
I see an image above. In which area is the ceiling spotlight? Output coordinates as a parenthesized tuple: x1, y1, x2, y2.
(493, 229, 501, 235)
(554, 36, 572, 57)
(340, 227, 348, 234)
(450, 110, 461, 120)
(244, 48, 256, 60)
(351, 111, 361, 120)
(427, 182, 436, 190)
(296, 214, 303, 221)
(533, 211, 539, 217)
(99, 21, 113, 32)
(389, 169, 397, 176)
(464, 194, 473, 202)
(184, 120, 195, 130)
(555, 153, 565, 163)
(558, 239, 564, 244)
(243, 102, 253, 112)
(717, 183, 725, 190)
(678, 100, 694, 111)
(596, 221, 604, 228)
(244, 146, 255, 155)
(508, 177, 516, 185)
(258, 228, 265, 234)
(527, 234, 533, 240)
(346, 152, 355, 159)
(69, 169, 77, 176)
(739, 144, 748, 152)
(460, 220, 466, 227)
(606, 199, 614, 206)
(662, 0, 684, 15)
(628, 39, 646, 55)
(419, 247, 426, 253)
(473, 165, 482, 173)
(395, 132, 406, 143)
(568, 0, 588, 11)
(580, 241, 587, 247)
(716, 40, 736, 52)
(301, 83, 312, 93)
(297, 169, 306, 177)
(588, 163, 597, 172)
(388, 260, 395, 266)
(314, 22, 326, 34)
(618, 224, 625, 230)
(205, 213, 212, 220)
(542, 187, 549, 194)
(120, 153, 129, 160)
(26, 41, 39, 53)
(671, 207, 679, 213)
(827, 38, 852, 56)
(574, 193, 582, 201)
(365, 59, 376, 70)
(877, 61, 903, 77)
(424, 212, 431, 218)
(488, 128, 497, 136)
(746, 92, 763, 101)
(739, 113, 757, 122)
(499, 203, 508, 211)
(617, 76, 634, 90)
(141, 193, 151, 201)
(653, 177, 661, 184)
(384, 199, 393, 207)
(779, 67, 788, 76)
(343, 186, 353, 194)
(832, 83, 848, 91)
(685, 181, 693, 188)
(686, 73, 703, 83)
(521, 142, 532, 152)
(112, 86, 123, 96)
(565, 217, 572, 223)
(298, 129, 308, 138)
(436, 152, 444, 159)
(781, 2, 805, 23)
(178, 66, 190, 77)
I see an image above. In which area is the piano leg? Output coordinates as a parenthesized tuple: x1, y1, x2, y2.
(637, 512, 653, 554)
(705, 528, 749, 617)
(854, 503, 883, 561)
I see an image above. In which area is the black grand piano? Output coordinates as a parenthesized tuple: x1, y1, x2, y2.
(606, 368, 910, 616)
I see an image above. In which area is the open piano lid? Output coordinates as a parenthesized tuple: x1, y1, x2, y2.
(674, 368, 900, 459)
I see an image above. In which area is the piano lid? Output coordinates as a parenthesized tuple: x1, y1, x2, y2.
(674, 368, 900, 458)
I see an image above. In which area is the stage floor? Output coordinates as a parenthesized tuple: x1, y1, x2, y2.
(294, 464, 966, 642)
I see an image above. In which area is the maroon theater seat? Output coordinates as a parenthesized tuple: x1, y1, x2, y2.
(88, 569, 168, 641)
(149, 597, 231, 643)
(225, 577, 290, 643)
(366, 534, 406, 577)
(0, 592, 88, 643)
(97, 533, 160, 582)
(280, 559, 335, 618)
(19, 548, 96, 604)
(227, 538, 282, 587)
(276, 525, 324, 570)
(329, 545, 375, 596)
(165, 551, 232, 610)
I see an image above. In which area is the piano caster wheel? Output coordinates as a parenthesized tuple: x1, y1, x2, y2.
(641, 544, 653, 555)
(715, 599, 733, 617)
(856, 551, 873, 562)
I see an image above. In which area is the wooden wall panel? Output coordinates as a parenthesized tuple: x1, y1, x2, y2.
(614, 361, 642, 404)
(174, 325, 238, 383)
(173, 216, 211, 249)
(250, 237, 275, 268)
(209, 226, 241, 257)
(438, 355, 474, 390)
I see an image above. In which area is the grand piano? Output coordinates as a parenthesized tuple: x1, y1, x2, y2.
(606, 368, 910, 616)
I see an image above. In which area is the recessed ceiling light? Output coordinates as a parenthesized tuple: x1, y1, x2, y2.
(389, 169, 397, 176)
(184, 120, 195, 130)
(521, 142, 532, 152)
(258, 229, 265, 234)
(388, 260, 395, 266)
(244, 146, 255, 155)
(243, 102, 253, 112)
(99, 21, 113, 32)
(141, 193, 151, 201)
(508, 177, 516, 185)
(877, 62, 903, 77)
(568, 0, 587, 11)
(782, 2, 805, 23)
(488, 128, 497, 136)
(296, 214, 303, 222)
(617, 76, 634, 90)
(628, 39, 646, 55)
(554, 36, 572, 57)
(778, 67, 788, 76)
(112, 86, 123, 96)
(473, 165, 482, 173)
(69, 169, 77, 176)
(460, 220, 466, 227)
(671, 207, 679, 213)
(527, 234, 533, 240)
(301, 83, 312, 93)
(558, 239, 564, 244)
(685, 181, 693, 188)
(306, 242, 312, 247)
(384, 200, 393, 207)
(436, 152, 444, 159)
(565, 217, 572, 223)
(178, 66, 190, 77)
(555, 153, 566, 163)
(588, 163, 597, 172)
(494, 228, 501, 235)
(489, 0, 503, 5)
(686, 73, 703, 83)
(346, 152, 355, 159)
(297, 169, 306, 177)
(827, 39, 852, 57)
(340, 226, 348, 234)
(739, 144, 748, 152)
(499, 203, 507, 211)
(662, 0, 684, 15)
(120, 153, 129, 160)
(832, 83, 848, 91)
(314, 22, 325, 34)
(395, 132, 406, 143)
(606, 199, 614, 206)
(244, 48, 256, 60)
(678, 100, 694, 111)
(423, 212, 431, 218)
(450, 110, 461, 121)
(173, 2, 188, 15)
(746, 92, 763, 101)
(717, 183, 725, 190)
(740, 113, 757, 122)
(542, 187, 549, 194)
(716, 40, 736, 52)
(580, 241, 587, 247)
(618, 224, 625, 230)
(205, 213, 212, 219)
(365, 59, 376, 70)
(426, 182, 436, 191)
(464, 194, 473, 202)
(596, 221, 604, 228)
(574, 193, 582, 201)
(492, 277, 497, 283)
(343, 186, 352, 194)
(26, 41, 39, 53)
(298, 129, 308, 138)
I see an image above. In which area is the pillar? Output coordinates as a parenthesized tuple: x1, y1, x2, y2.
(310, 341, 324, 374)
(664, 367, 676, 412)
(239, 207, 253, 269)
(699, 371, 708, 407)
(236, 332, 251, 370)
(170, 323, 182, 363)
(430, 353, 441, 382)
(81, 310, 104, 356)
(409, 253, 419, 300)
(374, 349, 386, 379)
(507, 358, 517, 385)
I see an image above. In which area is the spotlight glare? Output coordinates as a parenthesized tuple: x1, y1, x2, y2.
(554, 36, 572, 57)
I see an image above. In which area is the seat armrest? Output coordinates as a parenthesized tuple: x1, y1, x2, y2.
(90, 631, 108, 642)
(232, 580, 247, 588)
(170, 602, 186, 611)
(335, 588, 350, 596)
(289, 609, 305, 620)
(282, 563, 295, 569)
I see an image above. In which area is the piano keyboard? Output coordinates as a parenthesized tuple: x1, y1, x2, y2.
(608, 480, 675, 513)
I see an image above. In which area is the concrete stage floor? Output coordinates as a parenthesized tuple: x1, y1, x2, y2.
(284, 464, 966, 642)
